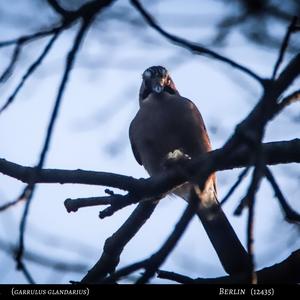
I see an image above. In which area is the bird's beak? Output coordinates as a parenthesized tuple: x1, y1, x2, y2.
(151, 78, 164, 93)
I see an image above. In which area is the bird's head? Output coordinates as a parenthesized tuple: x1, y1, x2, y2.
(139, 66, 178, 102)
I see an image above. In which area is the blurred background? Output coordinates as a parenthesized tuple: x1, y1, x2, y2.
(0, 0, 299, 283)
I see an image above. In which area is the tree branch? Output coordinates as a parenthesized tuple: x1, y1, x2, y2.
(17, 261, 35, 284)
(220, 167, 250, 206)
(47, 0, 72, 17)
(0, 138, 297, 183)
(135, 190, 198, 284)
(0, 239, 88, 274)
(224, 50, 300, 153)
(264, 166, 300, 222)
(0, 2, 298, 284)
(276, 90, 300, 115)
(81, 202, 158, 283)
(245, 164, 263, 284)
(272, 16, 298, 80)
(156, 270, 193, 283)
(130, 0, 265, 85)
(0, 26, 63, 48)
(158, 249, 300, 284)
(15, 18, 91, 274)
(102, 194, 198, 284)
(0, 31, 61, 114)
(0, 139, 300, 213)
(0, 0, 115, 48)
(0, 43, 22, 83)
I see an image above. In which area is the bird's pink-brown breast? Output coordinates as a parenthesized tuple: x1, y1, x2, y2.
(129, 92, 212, 176)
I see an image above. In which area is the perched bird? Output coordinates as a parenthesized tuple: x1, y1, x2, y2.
(129, 66, 249, 274)
(129, 66, 250, 275)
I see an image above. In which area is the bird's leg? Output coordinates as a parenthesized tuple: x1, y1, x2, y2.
(161, 149, 193, 200)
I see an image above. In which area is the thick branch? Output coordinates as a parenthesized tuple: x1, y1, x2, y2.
(135, 193, 198, 284)
(223, 52, 300, 156)
(81, 202, 158, 283)
(1, 139, 300, 216)
(0, 139, 299, 192)
(102, 197, 198, 284)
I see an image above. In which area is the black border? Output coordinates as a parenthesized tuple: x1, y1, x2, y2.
(0, 284, 299, 298)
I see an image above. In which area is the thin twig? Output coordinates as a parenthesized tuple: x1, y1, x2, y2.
(98, 194, 137, 218)
(0, 198, 21, 212)
(37, 22, 90, 170)
(47, 0, 72, 17)
(101, 261, 147, 283)
(220, 167, 250, 206)
(246, 173, 258, 284)
(234, 143, 265, 284)
(0, 26, 62, 48)
(0, 0, 113, 49)
(234, 152, 264, 217)
(0, 0, 115, 282)
(0, 239, 88, 274)
(99, 194, 162, 219)
(131, 0, 265, 85)
(0, 31, 61, 114)
(16, 185, 35, 269)
(272, 16, 298, 80)
(234, 195, 248, 216)
(0, 185, 32, 212)
(0, 43, 22, 83)
(17, 261, 36, 284)
(15, 19, 90, 271)
(264, 166, 300, 223)
(276, 90, 300, 114)
(245, 158, 265, 284)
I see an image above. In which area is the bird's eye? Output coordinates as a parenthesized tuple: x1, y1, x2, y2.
(143, 70, 152, 79)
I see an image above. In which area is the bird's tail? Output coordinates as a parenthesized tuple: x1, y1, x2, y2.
(166, 149, 251, 275)
(175, 181, 251, 276)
